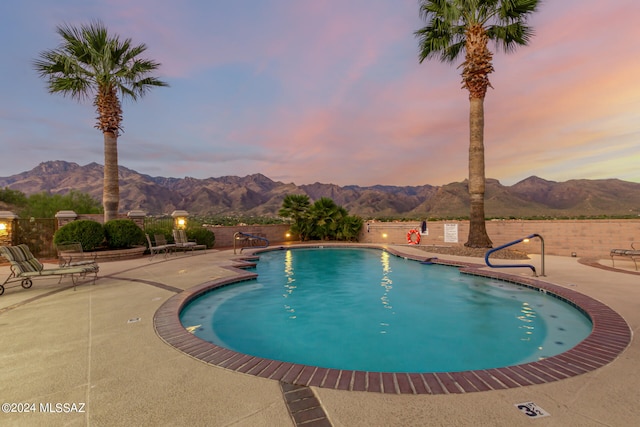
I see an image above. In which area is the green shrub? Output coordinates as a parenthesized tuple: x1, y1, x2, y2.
(54, 220, 105, 251)
(104, 219, 146, 249)
(144, 226, 173, 243)
(187, 227, 215, 248)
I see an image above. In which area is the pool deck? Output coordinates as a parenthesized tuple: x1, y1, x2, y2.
(0, 244, 638, 426)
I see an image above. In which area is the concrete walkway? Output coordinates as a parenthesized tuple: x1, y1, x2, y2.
(0, 246, 638, 426)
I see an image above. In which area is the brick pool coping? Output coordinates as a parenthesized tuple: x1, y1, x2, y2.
(153, 245, 631, 394)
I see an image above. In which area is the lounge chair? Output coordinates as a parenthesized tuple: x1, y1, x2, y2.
(57, 242, 99, 269)
(145, 233, 170, 260)
(610, 242, 639, 270)
(0, 244, 98, 295)
(56, 242, 99, 284)
(155, 234, 176, 256)
(172, 229, 206, 254)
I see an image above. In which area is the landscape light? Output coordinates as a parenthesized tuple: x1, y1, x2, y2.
(170, 210, 190, 230)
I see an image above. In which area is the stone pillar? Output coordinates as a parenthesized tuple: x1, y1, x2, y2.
(171, 210, 189, 230)
(0, 211, 18, 246)
(55, 210, 78, 228)
(127, 210, 147, 230)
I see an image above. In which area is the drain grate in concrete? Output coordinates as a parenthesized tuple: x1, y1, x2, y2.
(280, 382, 332, 426)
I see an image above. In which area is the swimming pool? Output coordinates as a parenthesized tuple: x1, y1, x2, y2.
(155, 244, 631, 394)
(180, 247, 592, 373)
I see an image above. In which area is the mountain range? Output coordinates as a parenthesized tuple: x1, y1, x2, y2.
(1, 161, 639, 218)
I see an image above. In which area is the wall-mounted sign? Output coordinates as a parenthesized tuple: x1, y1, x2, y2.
(444, 223, 458, 243)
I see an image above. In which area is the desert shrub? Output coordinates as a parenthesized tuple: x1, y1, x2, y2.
(53, 220, 105, 251)
(104, 219, 146, 249)
(187, 227, 215, 248)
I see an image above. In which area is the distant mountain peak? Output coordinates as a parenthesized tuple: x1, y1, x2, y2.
(515, 175, 557, 185)
(0, 161, 638, 218)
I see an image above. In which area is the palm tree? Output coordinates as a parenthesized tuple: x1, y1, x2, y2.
(415, 0, 539, 247)
(34, 21, 168, 222)
(309, 198, 345, 240)
(279, 194, 311, 240)
(336, 215, 364, 242)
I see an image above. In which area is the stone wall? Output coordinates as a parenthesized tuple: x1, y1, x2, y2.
(209, 220, 639, 258)
(3, 208, 637, 259)
(358, 219, 640, 258)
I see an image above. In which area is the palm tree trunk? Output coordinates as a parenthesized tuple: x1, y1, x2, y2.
(103, 131, 119, 222)
(466, 97, 492, 248)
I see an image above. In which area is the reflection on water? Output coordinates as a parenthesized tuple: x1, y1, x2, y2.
(517, 302, 538, 342)
(379, 251, 394, 334)
(379, 251, 393, 310)
(283, 249, 296, 318)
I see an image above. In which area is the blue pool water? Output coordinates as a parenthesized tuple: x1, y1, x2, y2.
(180, 248, 592, 373)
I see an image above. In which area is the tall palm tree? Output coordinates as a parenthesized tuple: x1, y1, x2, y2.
(34, 21, 168, 222)
(415, 0, 539, 247)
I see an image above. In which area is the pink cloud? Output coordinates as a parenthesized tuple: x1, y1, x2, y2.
(9, 0, 637, 187)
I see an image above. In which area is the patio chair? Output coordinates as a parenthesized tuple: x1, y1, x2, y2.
(154, 234, 176, 256)
(172, 229, 206, 254)
(56, 241, 99, 283)
(145, 233, 170, 260)
(0, 244, 98, 295)
(57, 242, 99, 269)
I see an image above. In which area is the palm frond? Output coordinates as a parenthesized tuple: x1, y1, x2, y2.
(34, 19, 168, 133)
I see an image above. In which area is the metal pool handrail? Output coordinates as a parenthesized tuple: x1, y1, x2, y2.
(484, 233, 545, 276)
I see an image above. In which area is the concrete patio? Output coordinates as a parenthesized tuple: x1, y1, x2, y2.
(0, 245, 638, 426)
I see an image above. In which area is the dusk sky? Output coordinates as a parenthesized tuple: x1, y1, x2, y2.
(1, 0, 639, 187)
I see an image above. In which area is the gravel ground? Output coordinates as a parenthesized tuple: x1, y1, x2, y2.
(414, 245, 530, 260)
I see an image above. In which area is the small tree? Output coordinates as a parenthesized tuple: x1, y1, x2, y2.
(0, 187, 28, 208)
(21, 190, 102, 218)
(278, 194, 311, 240)
(279, 195, 363, 241)
(308, 198, 345, 240)
(336, 215, 364, 242)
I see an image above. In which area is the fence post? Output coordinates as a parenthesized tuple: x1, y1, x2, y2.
(127, 210, 147, 230)
(55, 210, 78, 228)
(0, 211, 18, 246)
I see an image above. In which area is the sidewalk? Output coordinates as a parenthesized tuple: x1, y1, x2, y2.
(0, 246, 638, 426)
